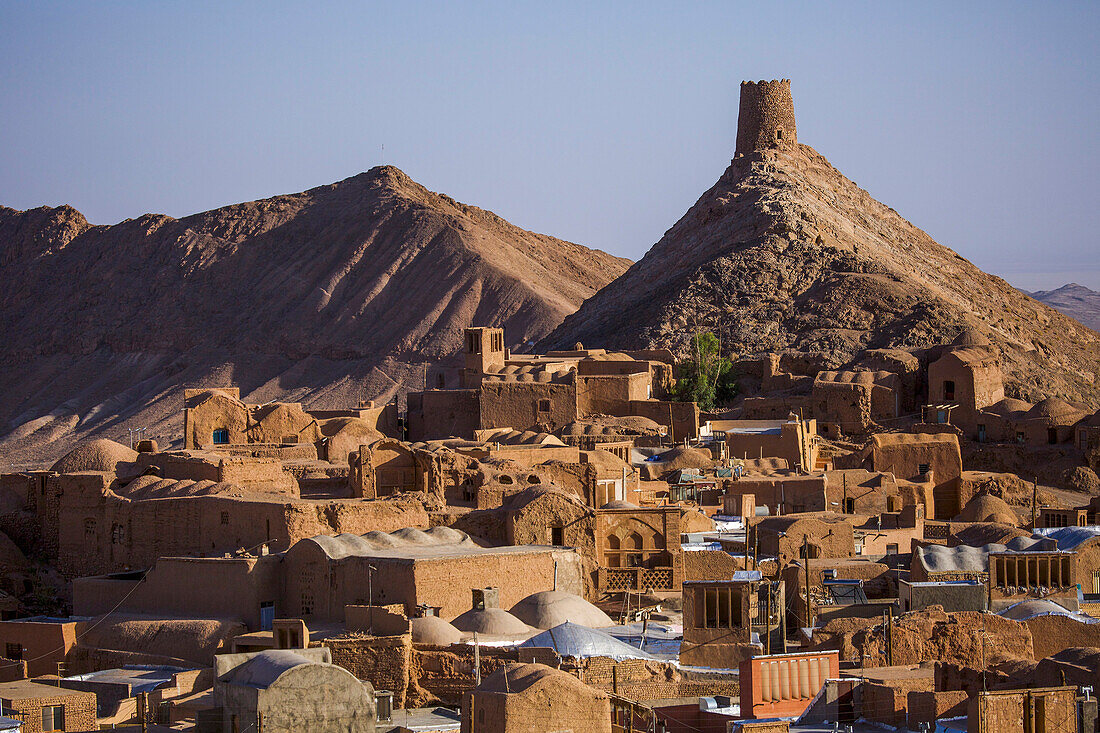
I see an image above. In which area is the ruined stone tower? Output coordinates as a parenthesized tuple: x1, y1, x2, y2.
(735, 79, 796, 155)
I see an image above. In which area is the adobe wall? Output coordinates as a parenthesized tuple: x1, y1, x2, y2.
(324, 633, 412, 708)
(741, 395, 814, 420)
(479, 382, 577, 434)
(412, 549, 584, 619)
(628, 399, 699, 441)
(576, 372, 650, 417)
(813, 382, 874, 432)
(872, 435, 962, 519)
(0, 619, 84, 678)
(724, 474, 826, 515)
(73, 555, 282, 629)
(1023, 614, 1100, 661)
(683, 548, 748, 582)
(406, 390, 480, 441)
(1, 686, 97, 733)
(736, 79, 796, 154)
(907, 690, 969, 730)
(576, 656, 740, 702)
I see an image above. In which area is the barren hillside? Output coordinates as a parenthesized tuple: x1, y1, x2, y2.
(1026, 283, 1100, 333)
(0, 166, 629, 464)
(542, 143, 1100, 407)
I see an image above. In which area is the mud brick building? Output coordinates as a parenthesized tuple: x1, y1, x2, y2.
(0, 680, 96, 733)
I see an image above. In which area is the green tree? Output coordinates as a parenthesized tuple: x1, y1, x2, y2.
(673, 331, 737, 410)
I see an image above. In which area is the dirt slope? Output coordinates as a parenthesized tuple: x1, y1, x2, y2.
(541, 144, 1100, 406)
(0, 166, 629, 465)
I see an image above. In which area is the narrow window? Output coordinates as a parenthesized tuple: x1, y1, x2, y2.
(1016, 432, 1025, 444)
(943, 380, 955, 401)
(1048, 428, 1058, 445)
(212, 428, 229, 445)
(42, 706, 63, 733)
(437, 374, 445, 388)
(220, 511, 230, 525)
(551, 526, 564, 546)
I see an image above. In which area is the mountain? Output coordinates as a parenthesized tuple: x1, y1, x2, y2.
(1025, 284, 1100, 333)
(543, 81, 1100, 407)
(0, 166, 630, 464)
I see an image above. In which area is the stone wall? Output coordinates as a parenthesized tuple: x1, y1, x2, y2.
(736, 80, 796, 155)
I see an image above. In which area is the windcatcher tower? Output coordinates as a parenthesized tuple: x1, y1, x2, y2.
(736, 79, 796, 155)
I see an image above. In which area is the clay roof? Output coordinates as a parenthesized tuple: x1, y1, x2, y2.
(1025, 397, 1086, 422)
(871, 432, 957, 447)
(509, 591, 613, 630)
(477, 662, 605, 696)
(520, 622, 653, 660)
(479, 428, 566, 446)
(984, 398, 1033, 417)
(301, 526, 475, 560)
(504, 485, 589, 513)
(951, 329, 992, 347)
(483, 362, 575, 383)
(918, 536, 1048, 573)
(450, 607, 532, 636)
(954, 494, 1019, 526)
(118, 476, 248, 500)
(815, 370, 894, 386)
(228, 650, 316, 688)
(51, 438, 138, 473)
(945, 346, 996, 366)
(410, 616, 463, 645)
(81, 616, 244, 666)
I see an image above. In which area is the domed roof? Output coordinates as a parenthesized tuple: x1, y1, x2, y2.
(51, 439, 138, 474)
(450, 608, 532, 636)
(1026, 397, 1085, 422)
(509, 591, 613, 630)
(519, 622, 653, 660)
(410, 616, 463, 646)
(952, 329, 991, 347)
(954, 493, 1018, 526)
(986, 398, 1033, 416)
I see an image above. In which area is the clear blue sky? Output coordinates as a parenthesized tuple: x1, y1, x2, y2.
(1, 1, 1097, 290)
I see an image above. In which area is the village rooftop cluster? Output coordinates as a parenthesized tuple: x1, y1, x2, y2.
(0, 81, 1098, 733)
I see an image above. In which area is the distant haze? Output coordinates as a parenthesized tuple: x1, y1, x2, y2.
(1, 1, 1097, 289)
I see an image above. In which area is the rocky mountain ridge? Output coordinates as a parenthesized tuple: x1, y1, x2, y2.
(1025, 283, 1100, 333)
(0, 166, 630, 464)
(542, 144, 1100, 407)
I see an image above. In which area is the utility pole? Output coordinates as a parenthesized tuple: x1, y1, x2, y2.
(887, 605, 894, 666)
(802, 536, 813, 630)
(1031, 477, 1038, 528)
(473, 632, 481, 686)
(765, 582, 772, 655)
(368, 565, 377, 635)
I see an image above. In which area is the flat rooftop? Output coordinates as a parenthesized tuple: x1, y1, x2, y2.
(0, 679, 91, 701)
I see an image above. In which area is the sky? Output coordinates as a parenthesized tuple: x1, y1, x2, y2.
(1, 1, 1097, 291)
